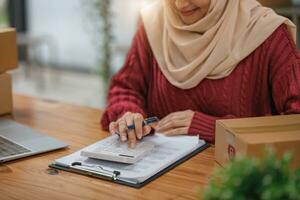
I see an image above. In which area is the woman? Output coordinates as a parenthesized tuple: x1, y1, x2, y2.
(101, 0, 300, 148)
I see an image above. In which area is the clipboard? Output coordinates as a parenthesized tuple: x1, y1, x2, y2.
(49, 143, 210, 188)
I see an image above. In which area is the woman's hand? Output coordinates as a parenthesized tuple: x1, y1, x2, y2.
(109, 112, 152, 148)
(155, 110, 195, 136)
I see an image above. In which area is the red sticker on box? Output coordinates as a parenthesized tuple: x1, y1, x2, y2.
(228, 144, 236, 160)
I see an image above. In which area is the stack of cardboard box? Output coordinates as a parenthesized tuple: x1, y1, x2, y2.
(0, 28, 18, 115)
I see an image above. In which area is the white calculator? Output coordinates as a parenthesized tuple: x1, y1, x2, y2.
(80, 135, 155, 164)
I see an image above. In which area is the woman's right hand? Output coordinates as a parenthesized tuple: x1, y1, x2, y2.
(109, 112, 152, 148)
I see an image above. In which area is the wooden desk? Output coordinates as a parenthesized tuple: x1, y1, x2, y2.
(0, 94, 216, 200)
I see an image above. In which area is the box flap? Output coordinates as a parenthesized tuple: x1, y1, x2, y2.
(237, 130, 300, 144)
(217, 115, 300, 135)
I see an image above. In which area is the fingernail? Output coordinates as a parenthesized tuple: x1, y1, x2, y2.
(130, 143, 135, 148)
(138, 134, 142, 140)
(121, 136, 127, 141)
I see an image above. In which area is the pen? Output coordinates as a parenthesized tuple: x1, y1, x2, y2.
(127, 116, 159, 130)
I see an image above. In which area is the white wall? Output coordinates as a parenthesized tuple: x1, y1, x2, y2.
(27, 0, 150, 71)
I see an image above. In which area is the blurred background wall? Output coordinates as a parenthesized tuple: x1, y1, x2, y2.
(0, 0, 299, 109)
(1, 0, 151, 108)
(26, 0, 149, 72)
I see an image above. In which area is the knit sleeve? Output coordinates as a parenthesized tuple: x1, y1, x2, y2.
(188, 112, 235, 143)
(100, 24, 152, 130)
(266, 25, 300, 115)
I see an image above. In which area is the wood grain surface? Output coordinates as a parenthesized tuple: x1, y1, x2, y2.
(0, 94, 218, 200)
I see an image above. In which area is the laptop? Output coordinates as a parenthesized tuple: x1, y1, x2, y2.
(0, 119, 68, 163)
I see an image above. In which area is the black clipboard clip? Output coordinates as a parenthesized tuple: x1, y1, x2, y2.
(71, 162, 121, 180)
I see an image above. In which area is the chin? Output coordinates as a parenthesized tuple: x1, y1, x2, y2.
(181, 17, 201, 25)
(180, 14, 204, 25)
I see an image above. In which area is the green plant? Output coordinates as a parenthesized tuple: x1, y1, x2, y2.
(83, 0, 113, 91)
(0, 0, 8, 27)
(199, 150, 300, 200)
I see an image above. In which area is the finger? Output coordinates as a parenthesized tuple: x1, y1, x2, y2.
(156, 114, 173, 128)
(156, 118, 191, 132)
(118, 119, 127, 142)
(157, 111, 186, 128)
(157, 110, 195, 130)
(149, 121, 158, 130)
(117, 112, 132, 123)
(109, 121, 118, 135)
(125, 115, 136, 148)
(142, 125, 152, 136)
(160, 127, 189, 136)
(133, 113, 144, 140)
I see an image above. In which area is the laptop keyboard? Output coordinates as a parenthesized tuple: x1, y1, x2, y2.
(0, 136, 31, 158)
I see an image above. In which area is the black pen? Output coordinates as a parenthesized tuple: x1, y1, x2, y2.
(127, 117, 159, 130)
(114, 117, 159, 135)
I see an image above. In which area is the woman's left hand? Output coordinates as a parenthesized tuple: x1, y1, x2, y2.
(155, 110, 195, 136)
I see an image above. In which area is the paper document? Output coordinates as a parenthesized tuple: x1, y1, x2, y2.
(54, 134, 206, 184)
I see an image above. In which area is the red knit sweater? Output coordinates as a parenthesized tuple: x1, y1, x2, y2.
(101, 24, 300, 143)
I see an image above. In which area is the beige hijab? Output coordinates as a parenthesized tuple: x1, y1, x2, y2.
(141, 0, 296, 89)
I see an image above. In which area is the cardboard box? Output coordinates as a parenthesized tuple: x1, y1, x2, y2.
(215, 115, 300, 168)
(0, 73, 13, 115)
(0, 28, 18, 73)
